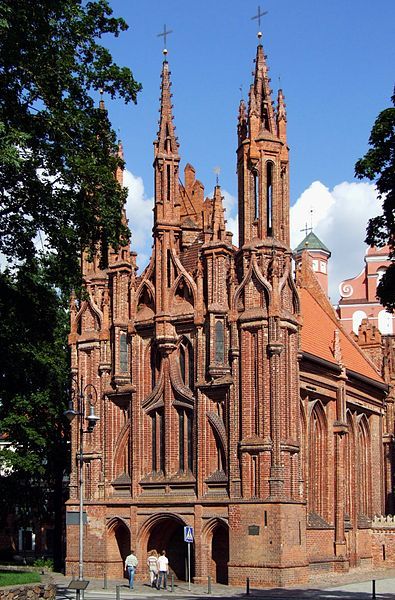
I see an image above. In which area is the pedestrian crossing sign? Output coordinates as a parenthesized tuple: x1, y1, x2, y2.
(184, 525, 194, 543)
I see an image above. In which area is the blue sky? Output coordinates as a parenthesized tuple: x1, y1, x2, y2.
(103, 0, 395, 302)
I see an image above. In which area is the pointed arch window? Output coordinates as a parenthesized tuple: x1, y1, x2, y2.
(357, 416, 371, 517)
(120, 331, 128, 372)
(253, 170, 259, 220)
(151, 409, 165, 474)
(150, 345, 161, 391)
(179, 338, 194, 390)
(215, 320, 225, 364)
(166, 164, 171, 202)
(308, 402, 327, 517)
(266, 162, 273, 236)
(178, 409, 193, 473)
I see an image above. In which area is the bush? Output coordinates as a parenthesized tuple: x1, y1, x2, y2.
(33, 558, 54, 571)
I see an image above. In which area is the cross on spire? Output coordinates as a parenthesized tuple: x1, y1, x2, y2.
(251, 5, 268, 38)
(157, 24, 173, 56)
(300, 222, 312, 237)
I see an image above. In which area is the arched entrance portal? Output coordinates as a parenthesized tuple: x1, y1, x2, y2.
(211, 522, 229, 584)
(107, 518, 131, 578)
(147, 516, 194, 581)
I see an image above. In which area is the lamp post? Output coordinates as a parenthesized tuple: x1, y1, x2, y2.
(65, 377, 100, 600)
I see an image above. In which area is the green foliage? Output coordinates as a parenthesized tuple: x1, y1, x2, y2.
(0, 261, 69, 557)
(33, 558, 54, 570)
(355, 90, 395, 311)
(0, 570, 41, 587)
(0, 0, 141, 291)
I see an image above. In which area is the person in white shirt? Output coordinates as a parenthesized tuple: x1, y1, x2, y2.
(124, 550, 138, 589)
(156, 550, 169, 590)
(147, 550, 159, 588)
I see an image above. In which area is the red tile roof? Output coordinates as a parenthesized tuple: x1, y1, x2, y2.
(299, 287, 383, 383)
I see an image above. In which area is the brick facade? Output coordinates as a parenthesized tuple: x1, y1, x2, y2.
(65, 38, 395, 587)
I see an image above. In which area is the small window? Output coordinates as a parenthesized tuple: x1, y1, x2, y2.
(312, 259, 319, 272)
(320, 261, 327, 274)
(120, 332, 128, 372)
(215, 320, 225, 363)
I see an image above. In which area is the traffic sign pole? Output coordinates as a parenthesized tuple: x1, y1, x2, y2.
(188, 541, 191, 591)
(184, 526, 193, 591)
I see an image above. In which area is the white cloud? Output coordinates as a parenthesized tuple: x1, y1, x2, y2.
(290, 180, 381, 304)
(222, 189, 238, 243)
(124, 169, 154, 273)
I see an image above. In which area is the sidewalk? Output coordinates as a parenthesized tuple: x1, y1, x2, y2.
(52, 570, 395, 599)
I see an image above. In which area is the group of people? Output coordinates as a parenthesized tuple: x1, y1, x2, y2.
(124, 549, 169, 590)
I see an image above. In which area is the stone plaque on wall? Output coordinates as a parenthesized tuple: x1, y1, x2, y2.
(248, 525, 260, 535)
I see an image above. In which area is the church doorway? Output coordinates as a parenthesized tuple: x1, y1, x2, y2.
(147, 516, 193, 581)
(107, 518, 131, 578)
(211, 521, 229, 584)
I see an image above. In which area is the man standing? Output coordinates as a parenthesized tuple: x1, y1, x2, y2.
(125, 549, 138, 589)
(156, 550, 169, 590)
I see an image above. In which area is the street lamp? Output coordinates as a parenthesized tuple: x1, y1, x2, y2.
(65, 378, 100, 599)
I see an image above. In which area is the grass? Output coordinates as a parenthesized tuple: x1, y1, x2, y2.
(0, 570, 41, 587)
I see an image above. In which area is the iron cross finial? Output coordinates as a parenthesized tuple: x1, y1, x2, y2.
(300, 222, 312, 237)
(214, 166, 221, 186)
(251, 5, 268, 39)
(157, 24, 173, 56)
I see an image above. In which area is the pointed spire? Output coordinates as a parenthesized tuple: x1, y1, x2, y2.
(115, 140, 124, 186)
(155, 58, 179, 157)
(238, 99, 248, 144)
(211, 185, 226, 242)
(276, 88, 287, 142)
(249, 43, 276, 134)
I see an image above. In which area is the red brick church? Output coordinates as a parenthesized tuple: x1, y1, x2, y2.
(66, 33, 395, 587)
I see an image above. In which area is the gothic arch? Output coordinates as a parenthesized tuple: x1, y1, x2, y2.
(202, 518, 229, 585)
(308, 400, 328, 518)
(113, 422, 130, 481)
(356, 414, 372, 517)
(232, 255, 271, 313)
(299, 399, 307, 500)
(170, 272, 195, 311)
(134, 280, 155, 319)
(138, 512, 192, 581)
(75, 297, 103, 332)
(344, 410, 355, 520)
(106, 517, 131, 578)
(170, 249, 198, 304)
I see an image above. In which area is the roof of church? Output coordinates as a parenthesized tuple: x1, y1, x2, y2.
(299, 287, 383, 383)
(295, 231, 330, 255)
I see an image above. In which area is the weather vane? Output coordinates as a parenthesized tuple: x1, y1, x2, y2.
(251, 5, 268, 40)
(157, 24, 173, 56)
(214, 166, 221, 186)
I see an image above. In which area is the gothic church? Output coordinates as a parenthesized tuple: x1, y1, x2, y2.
(66, 32, 395, 587)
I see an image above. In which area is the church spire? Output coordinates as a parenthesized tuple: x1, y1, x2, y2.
(237, 32, 290, 247)
(249, 42, 276, 135)
(155, 57, 179, 158)
(153, 53, 181, 230)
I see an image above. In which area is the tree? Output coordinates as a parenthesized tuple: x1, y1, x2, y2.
(355, 90, 395, 312)
(0, 0, 141, 567)
(0, 262, 70, 567)
(0, 0, 141, 291)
